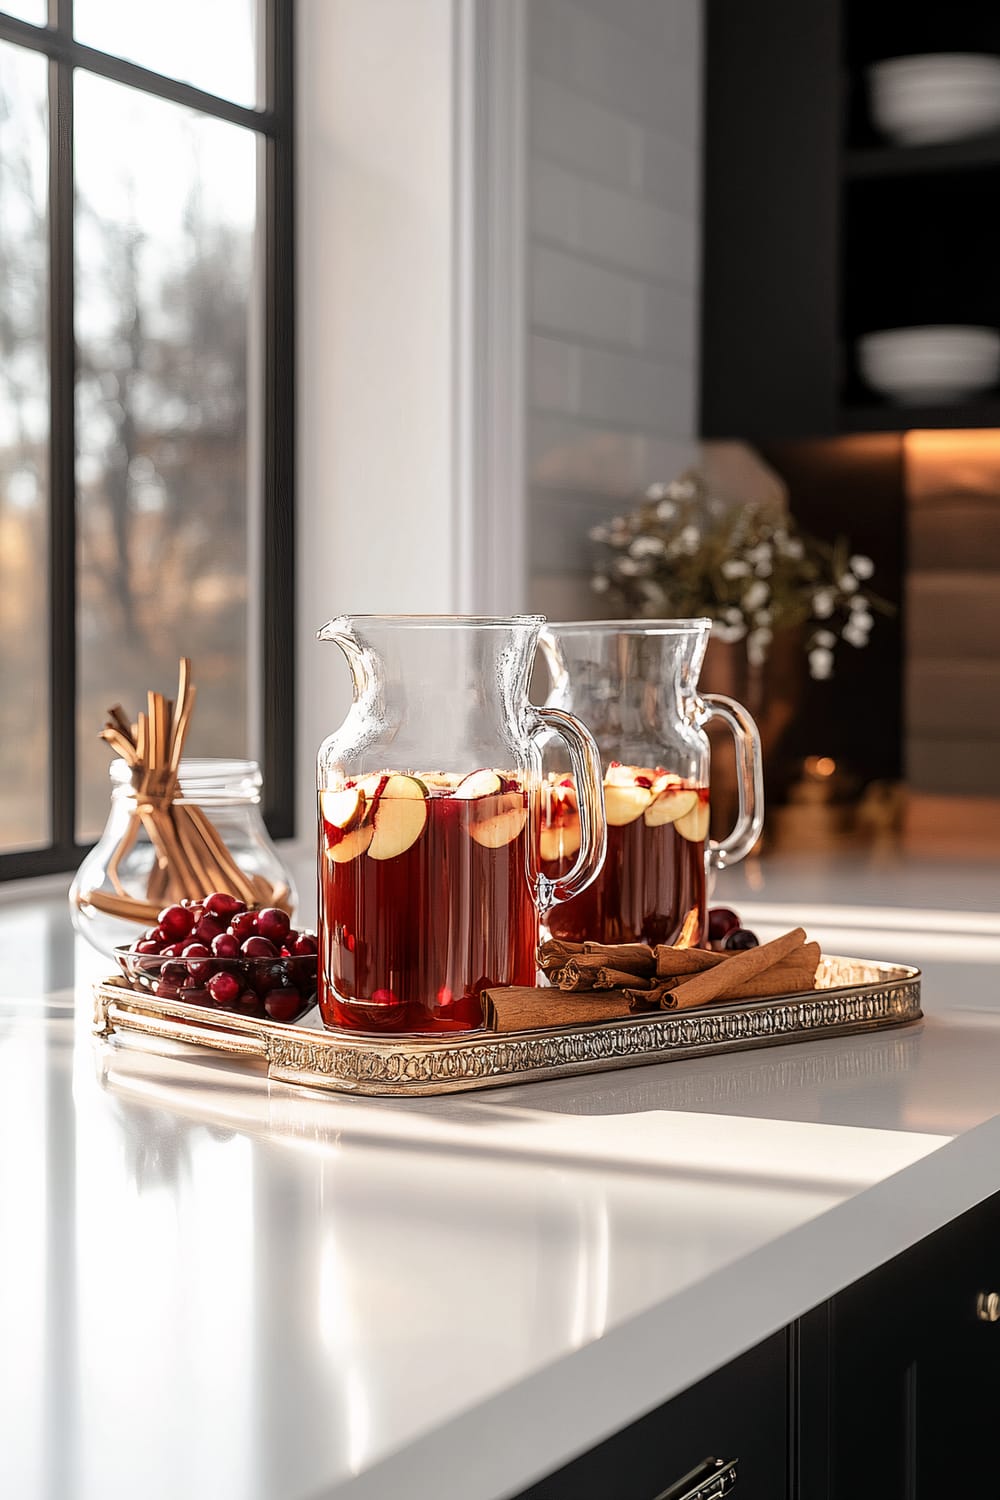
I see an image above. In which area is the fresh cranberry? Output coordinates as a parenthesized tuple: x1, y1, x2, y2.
(282, 927, 299, 948)
(708, 907, 741, 942)
(724, 928, 759, 951)
(293, 933, 318, 957)
(211, 932, 240, 959)
(192, 914, 225, 944)
(180, 980, 210, 1005)
(229, 910, 258, 942)
(158, 904, 194, 942)
(256, 908, 290, 944)
(236, 989, 262, 1014)
(155, 979, 180, 998)
(247, 960, 288, 997)
(635, 775, 652, 788)
(162, 960, 188, 985)
(241, 935, 277, 958)
(264, 988, 302, 1022)
(207, 970, 242, 1007)
(181, 942, 215, 982)
(134, 939, 162, 955)
(204, 892, 246, 920)
(161, 942, 186, 959)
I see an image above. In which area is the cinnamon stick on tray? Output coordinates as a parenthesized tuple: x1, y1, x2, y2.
(661, 928, 812, 1011)
(482, 987, 633, 1032)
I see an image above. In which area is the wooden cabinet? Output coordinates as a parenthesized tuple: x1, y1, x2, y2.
(701, 0, 1000, 438)
(515, 1194, 1000, 1500)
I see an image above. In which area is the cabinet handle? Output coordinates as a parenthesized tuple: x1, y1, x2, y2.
(654, 1456, 738, 1500)
(976, 1292, 1000, 1323)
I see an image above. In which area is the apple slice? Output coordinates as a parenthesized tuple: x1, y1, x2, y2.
(367, 774, 429, 860)
(644, 787, 699, 827)
(604, 782, 653, 825)
(540, 816, 582, 862)
(468, 790, 528, 849)
(327, 822, 375, 863)
(453, 768, 504, 799)
(321, 786, 366, 832)
(675, 797, 710, 842)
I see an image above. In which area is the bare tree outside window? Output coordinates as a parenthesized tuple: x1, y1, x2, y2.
(0, 4, 294, 874)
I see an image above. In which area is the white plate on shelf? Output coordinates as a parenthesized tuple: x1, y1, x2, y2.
(858, 325, 1000, 406)
(869, 53, 1000, 145)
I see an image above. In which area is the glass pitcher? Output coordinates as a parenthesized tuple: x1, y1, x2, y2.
(316, 615, 607, 1034)
(538, 619, 763, 948)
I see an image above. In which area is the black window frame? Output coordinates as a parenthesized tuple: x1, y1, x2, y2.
(0, 0, 295, 879)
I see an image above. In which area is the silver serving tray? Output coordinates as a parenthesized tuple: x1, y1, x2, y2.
(93, 955, 922, 1098)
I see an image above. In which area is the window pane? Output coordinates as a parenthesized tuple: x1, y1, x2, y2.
(0, 42, 49, 851)
(73, 0, 259, 109)
(0, 3, 48, 24)
(75, 74, 258, 840)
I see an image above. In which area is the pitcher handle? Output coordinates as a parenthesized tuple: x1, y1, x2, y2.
(701, 693, 764, 872)
(528, 707, 607, 910)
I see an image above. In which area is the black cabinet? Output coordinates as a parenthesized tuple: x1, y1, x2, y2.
(515, 1194, 1000, 1500)
(514, 1331, 789, 1500)
(701, 0, 1000, 438)
(823, 1193, 1000, 1499)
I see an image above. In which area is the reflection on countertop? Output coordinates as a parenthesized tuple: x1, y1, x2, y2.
(1, 855, 999, 1500)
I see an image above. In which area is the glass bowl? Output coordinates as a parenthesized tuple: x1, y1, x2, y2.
(115, 940, 317, 1024)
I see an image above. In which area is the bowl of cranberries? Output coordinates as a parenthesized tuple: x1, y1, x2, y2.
(115, 892, 318, 1023)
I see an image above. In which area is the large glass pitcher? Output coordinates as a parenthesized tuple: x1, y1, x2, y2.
(316, 615, 607, 1034)
(538, 619, 763, 948)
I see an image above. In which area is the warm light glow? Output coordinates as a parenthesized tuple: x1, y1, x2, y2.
(804, 755, 837, 778)
(903, 428, 1000, 502)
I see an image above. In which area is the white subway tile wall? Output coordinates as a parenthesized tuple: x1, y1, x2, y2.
(526, 0, 702, 613)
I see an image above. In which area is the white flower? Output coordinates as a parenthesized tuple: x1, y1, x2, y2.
(848, 593, 869, 612)
(678, 524, 701, 554)
(668, 477, 697, 500)
(656, 498, 677, 521)
(839, 573, 859, 593)
(640, 579, 666, 606)
(782, 537, 804, 559)
(720, 558, 751, 579)
(724, 606, 744, 625)
(850, 609, 874, 630)
(754, 559, 773, 577)
(646, 482, 668, 500)
(591, 573, 610, 593)
(747, 630, 770, 667)
(850, 553, 874, 579)
(808, 647, 834, 680)
(813, 629, 836, 649)
(812, 589, 835, 618)
(615, 557, 641, 576)
(842, 622, 869, 648)
(713, 621, 746, 643)
(742, 580, 769, 611)
(588, 524, 609, 543)
(747, 543, 773, 566)
(752, 618, 773, 638)
(630, 534, 665, 558)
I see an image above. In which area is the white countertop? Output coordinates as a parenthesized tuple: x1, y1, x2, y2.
(2, 852, 1000, 1500)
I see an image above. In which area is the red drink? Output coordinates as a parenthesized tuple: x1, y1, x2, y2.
(542, 766, 709, 947)
(319, 770, 538, 1033)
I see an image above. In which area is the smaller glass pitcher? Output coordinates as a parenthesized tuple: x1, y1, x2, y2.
(538, 619, 763, 948)
(316, 615, 607, 1034)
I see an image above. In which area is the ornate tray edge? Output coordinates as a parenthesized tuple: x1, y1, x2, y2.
(93, 961, 923, 1098)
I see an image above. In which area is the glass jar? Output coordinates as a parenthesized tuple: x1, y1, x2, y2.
(71, 757, 297, 958)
